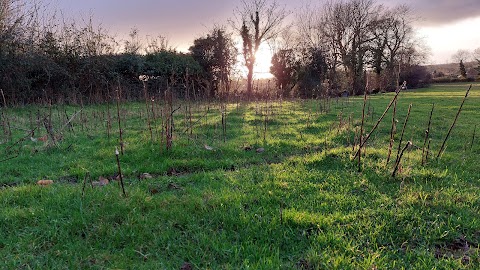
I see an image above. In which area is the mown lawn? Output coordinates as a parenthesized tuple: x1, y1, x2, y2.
(1, 83, 479, 269)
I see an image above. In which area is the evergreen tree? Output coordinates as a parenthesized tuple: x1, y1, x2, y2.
(459, 60, 467, 78)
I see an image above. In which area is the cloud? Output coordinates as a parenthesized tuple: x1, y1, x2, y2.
(380, 0, 480, 25)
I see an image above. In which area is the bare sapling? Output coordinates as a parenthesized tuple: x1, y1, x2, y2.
(188, 91, 193, 138)
(43, 111, 58, 147)
(79, 98, 85, 132)
(115, 87, 124, 155)
(436, 85, 471, 158)
(386, 97, 398, 165)
(115, 147, 127, 197)
(184, 73, 194, 140)
(140, 76, 153, 142)
(1, 127, 37, 163)
(392, 141, 412, 177)
(82, 172, 92, 197)
(421, 103, 435, 166)
(263, 106, 268, 142)
(470, 125, 476, 151)
(159, 103, 165, 153)
(59, 109, 83, 135)
(353, 85, 404, 160)
(150, 95, 159, 142)
(106, 88, 112, 139)
(165, 89, 173, 151)
(0, 89, 12, 141)
(395, 104, 413, 166)
(358, 84, 368, 172)
(0, 109, 10, 142)
(164, 88, 180, 151)
(425, 139, 431, 163)
(63, 108, 74, 134)
(222, 104, 227, 143)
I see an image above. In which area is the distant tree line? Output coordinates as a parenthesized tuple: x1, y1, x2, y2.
(0, 0, 234, 105)
(451, 48, 480, 79)
(0, 0, 429, 105)
(269, 0, 430, 98)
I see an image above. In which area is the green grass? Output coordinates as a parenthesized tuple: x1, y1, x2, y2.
(1, 83, 480, 269)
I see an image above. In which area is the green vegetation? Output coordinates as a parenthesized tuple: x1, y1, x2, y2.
(1, 83, 480, 269)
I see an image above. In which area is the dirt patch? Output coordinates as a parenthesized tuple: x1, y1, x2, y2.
(0, 182, 19, 189)
(57, 175, 79, 184)
(296, 258, 313, 270)
(435, 236, 479, 265)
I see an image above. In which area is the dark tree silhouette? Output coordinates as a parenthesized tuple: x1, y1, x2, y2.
(232, 0, 288, 97)
(190, 26, 237, 98)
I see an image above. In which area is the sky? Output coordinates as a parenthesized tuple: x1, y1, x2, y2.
(53, 0, 480, 65)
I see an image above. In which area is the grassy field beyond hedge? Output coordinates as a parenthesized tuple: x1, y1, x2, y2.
(1, 83, 480, 269)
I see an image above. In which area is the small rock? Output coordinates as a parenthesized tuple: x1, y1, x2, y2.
(180, 262, 192, 270)
(167, 167, 179, 176)
(37, 180, 54, 186)
(92, 176, 109, 187)
(204, 144, 214, 151)
(168, 182, 183, 190)
(111, 173, 123, 181)
(149, 188, 160, 195)
(256, 147, 265, 153)
(98, 176, 109, 185)
(140, 173, 153, 180)
(37, 135, 48, 142)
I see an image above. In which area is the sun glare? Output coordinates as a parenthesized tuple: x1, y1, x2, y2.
(234, 42, 274, 79)
(254, 43, 274, 79)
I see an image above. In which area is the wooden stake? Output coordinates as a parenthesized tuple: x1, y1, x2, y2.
(82, 172, 92, 197)
(470, 125, 476, 151)
(115, 147, 126, 197)
(437, 85, 471, 158)
(358, 84, 368, 172)
(386, 98, 398, 165)
(353, 87, 403, 160)
(115, 88, 124, 155)
(395, 104, 413, 166)
(421, 103, 434, 166)
(392, 141, 412, 178)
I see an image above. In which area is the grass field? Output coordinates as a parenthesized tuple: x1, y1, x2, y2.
(1, 83, 479, 269)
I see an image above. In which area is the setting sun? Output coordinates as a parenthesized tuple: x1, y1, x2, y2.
(253, 43, 274, 79)
(236, 42, 274, 79)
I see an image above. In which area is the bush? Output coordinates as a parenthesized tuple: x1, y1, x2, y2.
(399, 65, 431, 89)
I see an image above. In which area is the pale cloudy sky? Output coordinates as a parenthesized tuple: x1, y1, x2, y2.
(54, 0, 480, 64)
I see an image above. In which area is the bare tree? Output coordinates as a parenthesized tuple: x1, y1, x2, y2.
(124, 27, 142, 54)
(295, 3, 342, 95)
(472, 47, 480, 61)
(145, 34, 171, 54)
(474, 48, 480, 75)
(320, 0, 383, 95)
(452, 49, 472, 63)
(190, 25, 237, 98)
(232, 0, 288, 96)
(370, 5, 416, 91)
(294, 0, 422, 95)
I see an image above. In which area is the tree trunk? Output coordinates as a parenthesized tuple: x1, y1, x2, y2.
(246, 64, 254, 98)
